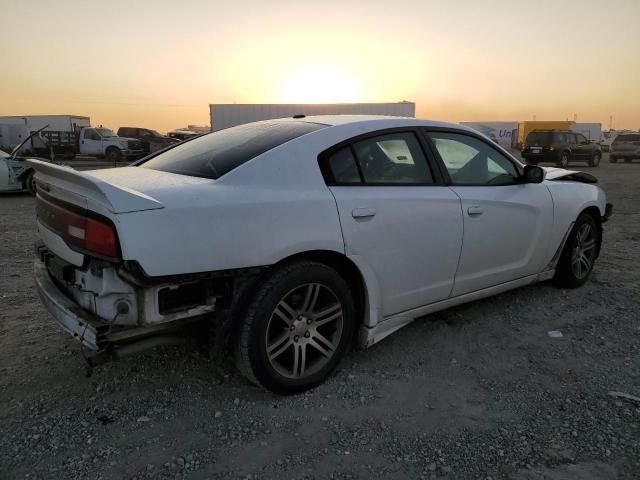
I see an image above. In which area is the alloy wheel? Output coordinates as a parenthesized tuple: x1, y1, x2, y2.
(265, 283, 344, 379)
(571, 223, 597, 280)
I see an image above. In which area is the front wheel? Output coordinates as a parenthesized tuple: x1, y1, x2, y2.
(236, 261, 356, 394)
(589, 151, 601, 167)
(554, 213, 600, 288)
(25, 170, 37, 195)
(106, 147, 122, 162)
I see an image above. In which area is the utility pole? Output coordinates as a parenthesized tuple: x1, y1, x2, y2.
(609, 116, 613, 130)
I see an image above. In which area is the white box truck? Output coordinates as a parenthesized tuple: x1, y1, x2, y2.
(0, 115, 144, 161)
(209, 102, 416, 131)
(459, 121, 519, 150)
(570, 123, 603, 143)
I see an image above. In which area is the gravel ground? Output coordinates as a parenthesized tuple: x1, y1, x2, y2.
(1, 156, 639, 479)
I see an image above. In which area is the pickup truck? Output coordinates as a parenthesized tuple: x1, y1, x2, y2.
(42, 127, 144, 161)
(0, 116, 144, 161)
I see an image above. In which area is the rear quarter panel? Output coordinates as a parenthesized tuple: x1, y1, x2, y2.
(114, 136, 349, 277)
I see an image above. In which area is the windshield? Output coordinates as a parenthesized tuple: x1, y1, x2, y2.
(525, 132, 554, 145)
(150, 130, 162, 137)
(140, 121, 326, 179)
(0, 149, 9, 159)
(96, 128, 116, 138)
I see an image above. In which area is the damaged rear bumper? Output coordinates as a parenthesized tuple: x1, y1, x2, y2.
(34, 258, 107, 350)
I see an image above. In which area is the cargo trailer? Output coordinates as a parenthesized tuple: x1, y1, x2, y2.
(209, 102, 415, 131)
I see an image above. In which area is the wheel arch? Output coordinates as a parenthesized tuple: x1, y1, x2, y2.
(578, 205, 603, 257)
(273, 250, 373, 346)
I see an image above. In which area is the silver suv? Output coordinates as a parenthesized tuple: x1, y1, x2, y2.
(610, 133, 640, 163)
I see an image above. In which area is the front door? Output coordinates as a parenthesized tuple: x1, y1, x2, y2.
(323, 130, 464, 317)
(426, 130, 554, 296)
(81, 128, 103, 156)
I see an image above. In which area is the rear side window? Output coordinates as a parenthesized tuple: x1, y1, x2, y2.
(614, 134, 640, 142)
(327, 148, 361, 183)
(140, 121, 326, 179)
(525, 132, 553, 145)
(352, 132, 433, 184)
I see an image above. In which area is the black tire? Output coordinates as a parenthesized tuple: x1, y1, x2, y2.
(25, 170, 37, 195)
(236, 260, 356, 394)
(106, 147, 122, 162)
(589, 151, 601, 167)
(609, 156, 617, 163)
(556, 152, 569, 168)
(554, 213, 600, 288)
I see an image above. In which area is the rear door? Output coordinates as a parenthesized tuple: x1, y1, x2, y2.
(322, 129, 464, 316)
(566, 133, 580, 160)
(425, 130, 554, 296)
(575, 133, 592, 159)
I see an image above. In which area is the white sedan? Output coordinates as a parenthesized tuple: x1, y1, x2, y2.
(30, 116, 612, 394)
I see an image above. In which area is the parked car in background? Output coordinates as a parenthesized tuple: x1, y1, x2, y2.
(610, 133, 640, 163)
(30, 116, 611, 394)
(0, 127, 53, 195)
(522, 130, 602, 167)
(167, 130, 202, 141)
(117, 127, 178, 154)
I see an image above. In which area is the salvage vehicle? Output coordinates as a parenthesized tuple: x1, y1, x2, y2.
(1, 126, 54, 195)
(167, 130, 202, 141)
(522, 130, 602, 167)
(30, 116, 612, 394)
(117, 127, 178, 154)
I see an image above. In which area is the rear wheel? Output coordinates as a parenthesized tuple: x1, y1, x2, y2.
(106, 147, 122, 162)
(236, 260, 355, 394)
(556, 152, 569, 168)
(554, 213, 600, 288)
(589, 151, 601, 167)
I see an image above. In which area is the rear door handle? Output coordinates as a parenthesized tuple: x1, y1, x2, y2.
(467, 206, 484, 216)
(352, 207, 376, 219)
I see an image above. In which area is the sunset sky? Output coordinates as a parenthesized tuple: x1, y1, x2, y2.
(1, 0, 638, 133)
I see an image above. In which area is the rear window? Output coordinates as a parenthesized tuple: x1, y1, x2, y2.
(613, 134, 640, 142)
(525, 132, 554, 145)
(139, 121, 327, 179)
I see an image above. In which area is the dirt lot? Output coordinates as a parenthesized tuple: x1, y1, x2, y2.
(1, 157, 639, 479)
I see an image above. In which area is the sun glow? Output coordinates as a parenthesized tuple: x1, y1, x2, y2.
(280, 67, 361, 104)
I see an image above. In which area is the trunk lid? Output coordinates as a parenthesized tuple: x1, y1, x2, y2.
(28, 160, 212, 214)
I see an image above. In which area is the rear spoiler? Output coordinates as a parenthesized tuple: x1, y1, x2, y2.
(27, 159, 164, 214)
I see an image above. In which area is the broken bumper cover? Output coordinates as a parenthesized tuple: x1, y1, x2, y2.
(603, 203, 613, 223)
(34, 259, 108, 351)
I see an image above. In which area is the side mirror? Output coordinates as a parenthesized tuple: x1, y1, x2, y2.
(523, 164, 545, 183)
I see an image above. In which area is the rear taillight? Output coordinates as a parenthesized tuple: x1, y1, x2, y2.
(549, 145, 555, 151)
(36, 198, 120, 260)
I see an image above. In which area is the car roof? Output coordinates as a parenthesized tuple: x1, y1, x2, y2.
(270, 114, 476, 132)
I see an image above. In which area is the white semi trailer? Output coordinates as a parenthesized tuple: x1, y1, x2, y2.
(459, 121, 519, 150)
(209, 102, 416, 131)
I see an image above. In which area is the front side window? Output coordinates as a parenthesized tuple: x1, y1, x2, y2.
(577, 134, 589, 144)
(141, 121, 326, 179)
(351, 132, 433, 184)
(428, 132, 519, 186)
(568, 134, 577, 145)
(84, 129, 100, 141)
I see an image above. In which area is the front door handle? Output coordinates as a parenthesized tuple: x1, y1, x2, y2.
(467, 206, 484, 216)
(352, 207, 376, 219)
